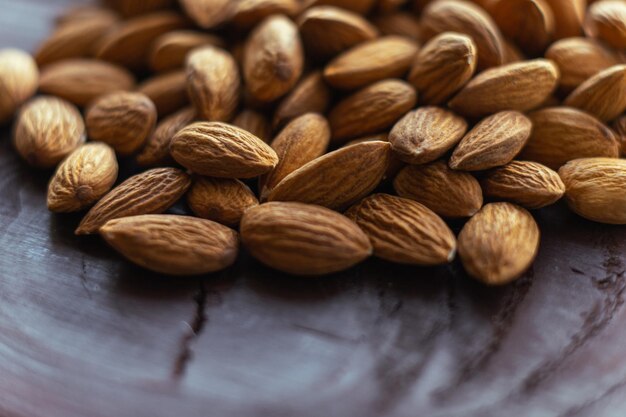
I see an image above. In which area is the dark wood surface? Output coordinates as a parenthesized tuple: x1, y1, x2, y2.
(1, 1, 626, 416)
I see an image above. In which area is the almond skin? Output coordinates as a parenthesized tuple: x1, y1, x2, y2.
(244, 15, 304, 102)
(448, 59, 560, 118)
(490, 0, 554, 55)
(100, 215, 239, 275)
(389, 106, 467, 165)
(458, 202, 540, 285)
(241, 202, 372, 275)
(186, 46, 240, 122)
(558, 157, 626, 225)
(584, 0, 626, 49)
(232, 110, 272, 143)
(372, 12, 421, 40)
(520, 107, 620, 169)
(76, 167, 191, 235)
(407, 33, 477, 105)
(312, 0, 377, 14)
(612, 114, 626, 156)
(149, 30, 224, 73)
(233, 0, 300, 28)
(545, 0, 585, 39)
(328, 79, 417, 143)
(47, 143, 118, 213)
(104, 0, 175, 18)
(179, 0, 236, 29)
(187, 177, 259, 227)
(268, 141, 391, 210)
(170, 122, 279, 178)
(137, 70, 188, 117)
(450, 111, 532, 171)
(56, 5, 119, 28)
(14, 96, 86, 168)
(324, 36, 419, 90)
(0, 49, 39, 124)
(481, 161, 565, 209)
(86, 92, 157, 156)
(273, 71, 332, 129)
(564, 64, 626, 122)
(393, 161, 483, 218)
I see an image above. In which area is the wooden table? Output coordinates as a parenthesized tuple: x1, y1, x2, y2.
(1, 1, 626, 416)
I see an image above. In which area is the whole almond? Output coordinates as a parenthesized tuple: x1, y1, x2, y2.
(244, 15, 304, 102)
(136, 107, 196, 167)
(612, 114, 626, 156)
(179, 0, 236, 29)
(520, 107, 620, 169)
(14, 96, 86, 168)
(481, 160, 565, 209)
(393, 160, 483, 217)
(104, 0, 175, 17)
(0, 49, 38, 124)
(56, 5, 119, 28)
(420, 0, 505, 69)
(186, 46, 240, 122)
(76, 167, 191, 235)
(450, 111, 532, 171)
(241, 202, 372, 275)
(260, 113, 330, 199)
(449, 59, 559, 118)
(558, 157, 626, 225)
(100, 215, 239, 275)
(170, 122, 279, 178)
(233, 0, 300, 28)
(372, 12, 421, 40)
(407, 32, 477, 105)
(490, 0, 554, 55)
(584, 0, 626, 49)
(343, 133, 404, 180)
(268, 141, 391, 210)
(564, 64, 626, 122)
(149, 30, 224, 73)
(458, 202, 540, 285)
(38, 59, 135, 107)
(47, 143, 118, 212)
(389, 106, 467, 164)
(312, 0, 377, 14)
(324, 36, 419, 90)
(345, 193, 456, 265)
(232, 110, 272, 143)
(545, 0, 585, 39)
(187, 177, 259, 227)
(273, 71, 332, 128)
(137, 70, 188, 117)
(328, 79, 417, 143)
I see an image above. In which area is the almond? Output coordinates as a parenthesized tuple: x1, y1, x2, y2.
(100, 215, 239, 275)
(490, 0, 554, 55)
(377, 0, 409, 13)
(56, 6, 119, 28)
(450, 111, 532, 171)
(502, 38, 526, 64)
(179, 0, 236, 29)
(458, 202, 540, 285)
(85, 92, 157, 156)
(136, 107, 196, 167)
(233, 0, 300, 28)
(448, 59, 559, 118)
(612, 114, 626, 156)
(104, 0, 175, 18)
(345, 193, 456, 265)
(407, 32, 477, 105)
(241, 202, 372, 275)
(76, 167, 191, 235)
(0, 49, 38, 124)
(137, 70, 188, 117)
(268, 141, 391, 210)
(170, 122, 279, 178)
(558, 157, 626, 225)
(187, 177, 259, 227)
(273, 71, 332, 128)
(47, 143, 118, 213)
(38, 59, 135, 107)
(343, 133, 404, 180)
(311, 0, 377, 14)
(243, 15, 304, 103)
(520, 107, 620, 169)
(393, 160, 483, 217)
(14, 96, 86, 168)
(372, 12, 421, 41)
(481, 160, 565, 209)
(328, 79, 417, 143)
(564, 64, 626, 122)
(389, 106, 467, 164)
(584, 0, 626, 49)
(544, 0, 585, 39)
(148, 30, 224, 73)
(232, 110, 272, 143)
(186, 46, 240, 122)
(324, 36, 419, 90)
(260, 113, 330, 200)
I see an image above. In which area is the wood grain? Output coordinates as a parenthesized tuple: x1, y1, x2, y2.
(1, 2, 626, 417)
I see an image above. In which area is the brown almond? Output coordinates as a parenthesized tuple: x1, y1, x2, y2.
(14, 96, 86, 168)
(407, 32, 477, 105)
(179, 0, 236, 29)
(449, 59, 560, 118)
(346, 193, 456, 265)
(458, 202, 540, 285)
(0, 49, 38, 124)
(100, 215, 239, 275)
(104, 0, 175, 18)
(86, 92, 157, 156)
(584, 0, 626, 49)
(187, 177, 259, 227)
(490, 0, 554, 55)
(612, 114, 626, 156)
(564, 64, 626, 122)
(544, 0, 585, 39)
(148, 30, 224, 73)
(344, 133, 404, 180)
(268, 141, 391, 210)
(232, 110, 272, 143)
(502, 38, 526, 64)
(328, 79, 417, 143)
(273, 71, 332, 129)
(393, 160, 483, 217)
(38, 59, 135, 107)
(233, 0, 300, 28)
(481, 161, 565, 209)
(76, 167, 191, 235)
(136, 107, 196, 167)
(137, 70, 188, 117)
(47, 143, 118, 213)
(170, 122, 279, 178)
(558, 157, 626, 225)
(56, 6, 119, 28)
(311, 0, 377, 14)
(372, 12, 421, 41)
(389, 106, 467, 164)
(520, 107, 620, 169)
(241, 202, 372, 275)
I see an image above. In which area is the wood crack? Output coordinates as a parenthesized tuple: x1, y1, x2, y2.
(172, 280, 208, 379)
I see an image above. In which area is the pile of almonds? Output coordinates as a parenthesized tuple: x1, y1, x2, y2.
(0, 0, 625, 285)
